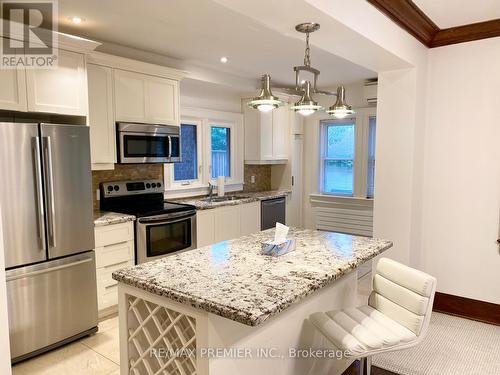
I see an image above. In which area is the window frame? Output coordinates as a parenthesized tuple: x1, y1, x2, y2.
(319, 107, 376, 198)
(169, 118, 204, 189)
(319, 119, 357, 197)
(206, 121, 237, 184)
(164, 107, 244, 199)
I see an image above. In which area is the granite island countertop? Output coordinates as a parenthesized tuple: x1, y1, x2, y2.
(112, 228, 392, 326)
(94, 210, 136, 227)
(171, 190, 291, 210)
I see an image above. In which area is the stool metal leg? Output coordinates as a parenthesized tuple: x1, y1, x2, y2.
(359, 358, 365, 375)
(366, 356, 372, 375)
(359, 357, 371, 375)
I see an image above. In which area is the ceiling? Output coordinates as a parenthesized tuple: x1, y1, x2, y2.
(413, 0, 500, 29)
(57, 0, 375, 91)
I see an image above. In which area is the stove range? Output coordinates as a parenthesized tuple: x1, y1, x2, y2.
(100, 180, 197, 264)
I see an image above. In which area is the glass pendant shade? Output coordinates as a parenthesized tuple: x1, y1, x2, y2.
(248, 74, 284, 112)
(326, 86, 354, 118)
(290, 81, 323, 116)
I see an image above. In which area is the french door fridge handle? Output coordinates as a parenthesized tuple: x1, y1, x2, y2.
(44, 136, 57, 248)
(32, 137, 46, 250)
(6, 258, 93, 282)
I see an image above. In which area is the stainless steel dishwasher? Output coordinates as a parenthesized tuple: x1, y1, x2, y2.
(261, 197, 286, 230)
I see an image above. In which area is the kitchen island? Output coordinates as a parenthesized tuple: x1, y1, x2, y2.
(113, 228, 392, 375)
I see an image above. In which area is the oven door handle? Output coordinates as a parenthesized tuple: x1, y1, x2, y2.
(137, 211, 196, 224)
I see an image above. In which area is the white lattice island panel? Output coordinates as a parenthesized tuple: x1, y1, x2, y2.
(118, 270, 359, 375)
(119, 285, 209, 375)
(127, 295, 197, 375)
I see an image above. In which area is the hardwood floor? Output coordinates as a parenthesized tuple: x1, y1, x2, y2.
(342, 360, 398, 375)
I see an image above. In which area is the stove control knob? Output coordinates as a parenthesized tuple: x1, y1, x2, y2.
(146, 183, 151, 189)
(114, 185, 119, 191)
(157, 182, 161, 188)
(107, 185, 113, 192)
(152, 183, 157, 188)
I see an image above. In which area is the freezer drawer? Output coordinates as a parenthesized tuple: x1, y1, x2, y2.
(261, 197, 286, 230)
(6, 252, 98, 363)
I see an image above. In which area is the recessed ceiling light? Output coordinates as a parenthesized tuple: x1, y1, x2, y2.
(71, 16, 83, 24)
(220, 56, 228, 64)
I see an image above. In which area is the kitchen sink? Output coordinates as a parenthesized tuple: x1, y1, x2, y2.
(202, 195, 251, 203)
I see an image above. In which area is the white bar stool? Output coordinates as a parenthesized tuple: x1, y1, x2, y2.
(310, 258, 437, 375)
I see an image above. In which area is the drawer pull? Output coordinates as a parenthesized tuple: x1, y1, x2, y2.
(105, 282, 118, 290)
(103, 240, 129, 248)
(103, 260, 130, 269)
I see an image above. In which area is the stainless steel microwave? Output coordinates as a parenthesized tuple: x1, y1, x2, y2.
(116, 122, 181, 163)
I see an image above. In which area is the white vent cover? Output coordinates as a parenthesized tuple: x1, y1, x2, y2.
(363, 79, 378, 105)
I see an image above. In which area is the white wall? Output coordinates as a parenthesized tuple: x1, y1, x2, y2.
(0, 205, 12, 373)
(419, 38, 500, 304)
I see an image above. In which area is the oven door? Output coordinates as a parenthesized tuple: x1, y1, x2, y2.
(136, 211, 197, 264)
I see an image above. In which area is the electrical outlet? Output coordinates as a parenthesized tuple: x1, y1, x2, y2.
(251, 175, 256, 184)
(96, 189, 100, 201)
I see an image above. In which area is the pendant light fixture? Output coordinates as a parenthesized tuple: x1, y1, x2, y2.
(290, 81, 322, 116)
(326, 86, 354, 118)
(249, 22, 354, 119)
(247, 74, 284, 112)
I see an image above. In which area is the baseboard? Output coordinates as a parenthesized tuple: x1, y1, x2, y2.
(342, 360, 397, 375)
(433, 292, 500, 326)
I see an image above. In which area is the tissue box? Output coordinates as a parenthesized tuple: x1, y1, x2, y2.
(261, 239, 296, 257)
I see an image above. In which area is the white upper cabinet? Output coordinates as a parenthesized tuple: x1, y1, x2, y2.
(114, 69, 147, 123)
(272, 105, 290, 160)
(87, 63, 116, 169)
(0, 66, 27, 112)
(147, 76, 179, 125)
(26, 49, 88, 116)
(0, 38, 27, 112)
(114, 69, 179, 126)
(243, 98, 290, 164)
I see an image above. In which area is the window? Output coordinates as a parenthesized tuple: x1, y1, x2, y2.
(320, 109, 376, 198)
(321, 122, 355, 195)
(367, 116, 376, 198)
(164, 108, 244, 197)
(174, 124, 198, 181)
(211, 126, 231, 178)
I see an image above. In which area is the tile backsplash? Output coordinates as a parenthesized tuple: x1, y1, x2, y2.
(92, 164, 272, 209)
(243, 164, 271, 192)
(92, 164, 164, 210)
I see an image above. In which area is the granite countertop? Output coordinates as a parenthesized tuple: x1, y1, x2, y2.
(173, 190, 291, 210)
(112, 228, 392, 326)
(94, 210, 136, 227)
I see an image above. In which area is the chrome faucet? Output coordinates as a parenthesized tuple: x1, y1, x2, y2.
(208, 182, 215, 202)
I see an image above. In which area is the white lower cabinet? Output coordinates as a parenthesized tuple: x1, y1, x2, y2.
(94, 221, 134, 317)
(196, 210, 216, 248)
(240, 202, 261, 236)
(196, 202, 261, 247)
(215, 206, 241, 242)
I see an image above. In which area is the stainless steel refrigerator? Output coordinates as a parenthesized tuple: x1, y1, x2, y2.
(0, 122, 98, 363)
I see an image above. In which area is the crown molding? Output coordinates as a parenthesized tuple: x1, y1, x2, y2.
(431, 19, 500, 47)
(367, 0, 438, 46)
(368, 0, 500, 48)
